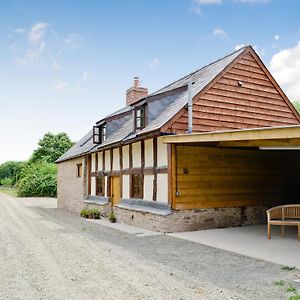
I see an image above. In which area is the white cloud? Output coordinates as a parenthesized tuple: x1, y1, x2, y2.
(191, 0, 222, 14)
(212, 27, 229, 39)
(194, 0, 222, 3)
(65, 33, 79, 49)
(149, 58, 160, 69)
(28, 23, 48, 44)
(269, 41, 300, 102)
(51, 80, 67, 92)
(234, 0, 271, 3)
(15, 28, 25, 35)
(274, 34, 280, 41)
(234, 43, 247, 50)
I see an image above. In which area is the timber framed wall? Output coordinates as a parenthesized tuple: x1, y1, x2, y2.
(88, 136, 169, 204)
(172, 145, 300, 210)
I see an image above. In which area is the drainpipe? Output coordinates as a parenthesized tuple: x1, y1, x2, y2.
(187, 80, 193, 134)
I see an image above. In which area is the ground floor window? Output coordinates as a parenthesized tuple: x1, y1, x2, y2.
(131, 174, 143, 198)
(96, 175, 105, 196)
(76, 164, 82, 177)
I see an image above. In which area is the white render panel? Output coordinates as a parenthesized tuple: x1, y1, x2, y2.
(157, 174, 168, 203)
(105, 150, 110, 171)
(123, 175, 130, 198)
(144, 139, 153, 167)
(143, 175, 154, 201)
(122, 145, 130, 169)
(91, 153, 96, 172)
(132, 142, 141, 168)
(98, 152, 103, 171)
(91, 177, 96, 196)
(113, 148, 120, 170)
(157, 137, 168, 167)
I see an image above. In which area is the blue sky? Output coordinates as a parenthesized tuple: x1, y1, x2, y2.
(1, 0, 300, 163)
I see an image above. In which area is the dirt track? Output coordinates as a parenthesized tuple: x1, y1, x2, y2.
(0, 193, 297, 299)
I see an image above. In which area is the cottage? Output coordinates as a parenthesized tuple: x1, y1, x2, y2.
(56, 46, 300, 232)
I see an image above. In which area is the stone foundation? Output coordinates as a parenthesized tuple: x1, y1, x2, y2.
(114, 205, 268, 233)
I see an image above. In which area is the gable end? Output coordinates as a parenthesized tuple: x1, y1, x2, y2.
(165, 47, 300, 134)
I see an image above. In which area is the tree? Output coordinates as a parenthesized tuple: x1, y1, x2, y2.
(30, 132, 74, 164)
(0, 161, 24, 186)
(18, 161, 57, 197)
(292, 101, 300, 114)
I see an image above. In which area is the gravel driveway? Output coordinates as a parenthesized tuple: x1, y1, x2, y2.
(0, 193, 298, 300)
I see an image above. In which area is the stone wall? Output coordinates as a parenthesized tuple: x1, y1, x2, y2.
(114, 206, 268, 233)
(57, 157, 86, 213)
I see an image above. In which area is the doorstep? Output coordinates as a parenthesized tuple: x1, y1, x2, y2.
(86, 218, 162, 237)
(115, 198, 172, 216)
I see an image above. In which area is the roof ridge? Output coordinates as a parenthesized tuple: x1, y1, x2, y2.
(150, 45, 249, 96)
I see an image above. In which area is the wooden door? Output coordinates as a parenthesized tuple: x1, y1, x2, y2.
(111, 176, 121, 206)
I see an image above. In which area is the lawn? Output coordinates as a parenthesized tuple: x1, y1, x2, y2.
(0, 187, 18, 197)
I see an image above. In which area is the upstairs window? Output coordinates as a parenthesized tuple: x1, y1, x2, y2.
(135, 105, 146, 130)
(93, 123, 106, 144)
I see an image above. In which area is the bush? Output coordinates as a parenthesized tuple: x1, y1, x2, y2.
(0, 161, 23, 186)
(80, 209, 101, 219)
(108, 212, 116, 223)
(18, 162, 57, 197)
(0, 177, 13, 187)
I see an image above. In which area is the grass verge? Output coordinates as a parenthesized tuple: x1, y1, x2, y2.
(0, 187, 18, 197)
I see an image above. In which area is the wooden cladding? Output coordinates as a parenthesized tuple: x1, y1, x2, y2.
(170, 51, 300, 134)
(172, 145, 300, 210)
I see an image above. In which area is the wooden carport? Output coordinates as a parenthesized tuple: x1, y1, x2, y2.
(163, 125, 300, 211)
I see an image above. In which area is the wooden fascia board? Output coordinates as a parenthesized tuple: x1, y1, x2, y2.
(160, 47, 252, 133)
(162, 125, 300, 144)
(248, 47, 300, 123)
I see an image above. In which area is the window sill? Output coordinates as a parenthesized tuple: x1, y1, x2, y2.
(84, 196, 110, 206)
(115, 198, 171, 216)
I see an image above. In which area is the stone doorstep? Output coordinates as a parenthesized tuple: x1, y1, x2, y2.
(116, 198, 172, 216)
(115, 204, 172, 216)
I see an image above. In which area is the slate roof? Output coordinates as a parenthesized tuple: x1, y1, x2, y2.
(56, 46, 247, 163)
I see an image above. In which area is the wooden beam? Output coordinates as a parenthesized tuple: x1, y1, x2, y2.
(163, 125, 300, 144)
(119, 146, 123, 198)
(153, 137, 157, 201)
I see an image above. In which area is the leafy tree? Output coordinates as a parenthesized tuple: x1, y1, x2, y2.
(292, 101, 300, 114)
(18, 162, 57, 197)
(30, 132, 74, 164)
(0, 161, 24, 186)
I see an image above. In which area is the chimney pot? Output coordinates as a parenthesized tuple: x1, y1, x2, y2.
(133, 76, 140, 87)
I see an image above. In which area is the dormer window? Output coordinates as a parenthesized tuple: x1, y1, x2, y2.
(93, 123, 106, 144)
(135, 105, 146, 130)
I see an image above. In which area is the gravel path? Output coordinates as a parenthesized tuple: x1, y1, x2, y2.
(0, 193, 298, 300)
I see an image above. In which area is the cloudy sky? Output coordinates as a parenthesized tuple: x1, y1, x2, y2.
(0, 0, 300, 163)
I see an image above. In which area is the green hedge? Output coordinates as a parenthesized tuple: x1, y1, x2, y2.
(17, 162, 57, 197)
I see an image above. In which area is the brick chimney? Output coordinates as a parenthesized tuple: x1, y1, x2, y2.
(126, 77, 148, 106)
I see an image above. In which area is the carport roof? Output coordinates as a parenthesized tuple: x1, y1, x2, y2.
(162, 125, 300, 147)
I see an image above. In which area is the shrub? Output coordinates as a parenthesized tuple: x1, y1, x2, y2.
(108, 212, 116, 223)
(80, 209, 90, 218)
(0, 177, 13, 187)
(91, 209, 101, 219)
(18, 162, 57, 197)
(0, 161, 23, 186)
